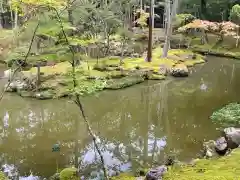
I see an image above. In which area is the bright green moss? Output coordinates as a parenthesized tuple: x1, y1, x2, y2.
(163, 149, 240, 180)
(0, 171, 7, 180)
(106, 76, 145, 90)
(60, 168, 78, 180)
(148, 74, 165, 80)
(11, 45, 205, 99)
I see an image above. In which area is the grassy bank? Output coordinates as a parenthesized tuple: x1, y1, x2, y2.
(12, 47, 204, 99)
(112, 148, 240, 180)
(164, 148, 240, 180)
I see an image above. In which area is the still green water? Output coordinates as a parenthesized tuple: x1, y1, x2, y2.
(0, 56, 240, 178)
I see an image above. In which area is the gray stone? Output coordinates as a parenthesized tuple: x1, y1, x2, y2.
(202, 140, 219, 158)
(35, 91, 55, 100)
(215, 136, 228, 155)
(146, 165, 167, 180)
(49, 173, 60, 180)
(170, 64, 189, 77)
(223, 127, 240, 149)
(6, 80, 28, 92)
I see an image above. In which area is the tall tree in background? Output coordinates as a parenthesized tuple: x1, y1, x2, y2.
(162, 0, 179, 58)
(146, 0, 153, 62)
(200, 0, 206, 20)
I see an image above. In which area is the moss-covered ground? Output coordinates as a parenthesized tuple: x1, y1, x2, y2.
(164, 148, 240, 180)
(112, 148, 240, 180)
(17, 46, 204, 99)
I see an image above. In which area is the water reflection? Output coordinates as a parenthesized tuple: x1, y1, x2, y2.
(0, 56, 240, 178)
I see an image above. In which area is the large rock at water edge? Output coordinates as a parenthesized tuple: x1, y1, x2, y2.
(223, 127, 240, 149)
(5, 80, 28, 92)
(170, 64, 188, 77)
(215, 136, 228, 155)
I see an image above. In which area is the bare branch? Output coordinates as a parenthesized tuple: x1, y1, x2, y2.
(0, 23, 40, 102)
(52, 7, 109, 180)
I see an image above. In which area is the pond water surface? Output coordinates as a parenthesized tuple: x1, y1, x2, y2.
(0, 56, 240, 178)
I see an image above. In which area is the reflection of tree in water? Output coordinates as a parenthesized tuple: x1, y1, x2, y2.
(2, 57, 240, 178)
(0, 102, 90, 177)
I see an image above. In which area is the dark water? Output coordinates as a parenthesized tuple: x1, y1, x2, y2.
(0, 56, 240, 178)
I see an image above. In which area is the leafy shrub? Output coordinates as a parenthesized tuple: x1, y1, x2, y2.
(230, 4, 240, 24)
(210, 103, 240, 127)
(173, 14, 196, 30)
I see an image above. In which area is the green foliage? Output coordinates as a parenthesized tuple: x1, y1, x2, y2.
(105, 75, 145, 90)
(6, 44, 29, 65)
(134, 9, 149, 28)
(59, 168, 78, 180)
(68, 37, 98, 46)
(230, 4, 240, 24)
(73, 79, 106, 96)
(210, 103, 240, 127)
(174, 14, 196, 29)
(179, 0, 238, 22)
(65, 70, 107, 96)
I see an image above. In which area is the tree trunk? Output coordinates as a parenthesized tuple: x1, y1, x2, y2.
(120, 41, 125, 65)
(146, 0, 153, 62)
(200, 0, 206, 20)
(67, 0, 74, 25)
(162, 0, 171, 58)
(236, 27, 239, 48)
(0, 1, 4, 29)
(152, 0, 154, 29)
(36, 64, 41, 91)
(14, 9, 18, 29)
(162, 0, 178, 58)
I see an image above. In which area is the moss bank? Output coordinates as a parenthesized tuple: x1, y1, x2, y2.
(112, 149, 240, 180)
(164, 148, 240, 180)
(10, 47, 204, 99)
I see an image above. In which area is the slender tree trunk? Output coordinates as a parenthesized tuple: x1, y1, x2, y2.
(146, 0, 153, 62)
(120, 41, 125, 65)
(67, 0, 74, 25)
(162, 0, 178, 58)
(225, 2, 230, 21)
(164, 0, 169, 36)
(200, 0, 206, 20)
(236, 27, 239, 48)
(10, 11, 13, 28)
(152, 0, 154, 29)
(36, 64, 41, 91)
(14, 9, 18, 29)
(162, 0, 171, 58)
(129, 6, 132, 30)
(0, 1, 4, 29)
